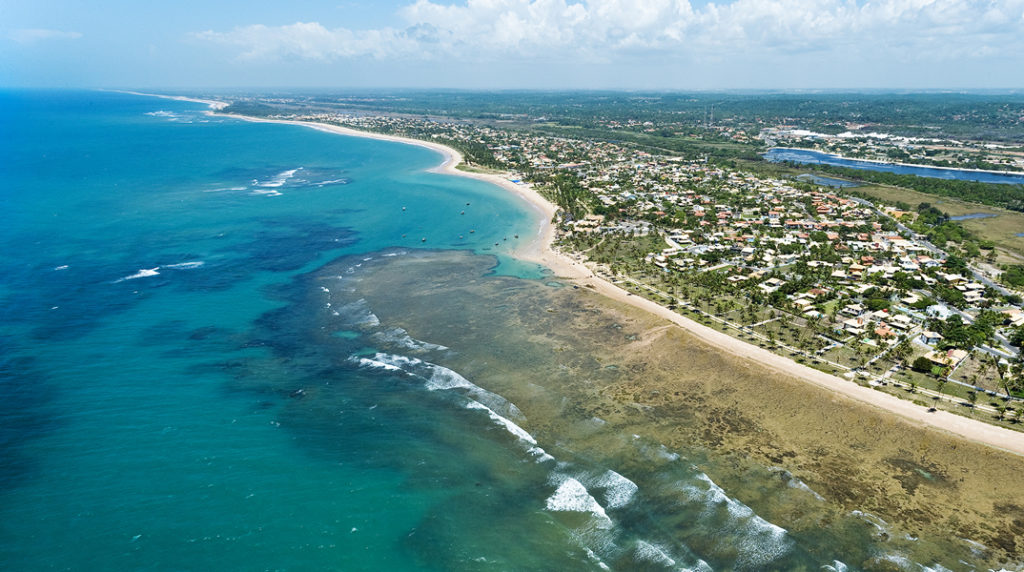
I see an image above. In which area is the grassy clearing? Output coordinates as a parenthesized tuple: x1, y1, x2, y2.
(456, 164, 505, 175)
(853, 184, 1024, 257)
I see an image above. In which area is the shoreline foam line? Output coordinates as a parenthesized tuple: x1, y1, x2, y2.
(129, 91, 1024, 458)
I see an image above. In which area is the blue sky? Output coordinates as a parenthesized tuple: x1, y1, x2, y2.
(3, 0, 1023, 89)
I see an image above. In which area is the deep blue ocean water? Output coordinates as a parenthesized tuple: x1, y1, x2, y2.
(1, 91, 1009, 571)
(765, 148, 1024, 185)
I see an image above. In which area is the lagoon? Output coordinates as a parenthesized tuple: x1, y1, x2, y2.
(766, 148, 1024, 185)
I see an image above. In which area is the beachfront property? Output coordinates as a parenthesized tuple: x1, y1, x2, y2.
(268, 109, 1024, 410)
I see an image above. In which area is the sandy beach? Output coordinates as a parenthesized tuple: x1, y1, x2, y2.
(157, 93, 1024, 458)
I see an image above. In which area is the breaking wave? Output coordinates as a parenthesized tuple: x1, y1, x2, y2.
(118, 267, 160, 281)
(371, 327, 448, 352)
(545, 475, 612, 528)
(681, 472, 793, 569)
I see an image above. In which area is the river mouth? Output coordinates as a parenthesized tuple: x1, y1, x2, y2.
(238, 247, 1024, 570)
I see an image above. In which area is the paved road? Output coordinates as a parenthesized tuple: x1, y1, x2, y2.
(849, 196, 1016, 298)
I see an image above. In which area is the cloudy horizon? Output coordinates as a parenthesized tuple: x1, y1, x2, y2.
(4, 0, 1024, 89)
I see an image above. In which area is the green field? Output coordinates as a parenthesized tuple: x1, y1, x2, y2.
(852, 184, 1024, 259)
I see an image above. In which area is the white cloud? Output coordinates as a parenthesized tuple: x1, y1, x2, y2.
(193, 22, 417, 61)
(9, 28, 83, 45)
(193, 0, 1024, 64)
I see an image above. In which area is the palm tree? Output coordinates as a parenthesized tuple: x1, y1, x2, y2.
(984, 353, 1010, 398)
(967, 390, 978, 412)
(977, 356, 991, 379)
(891, 339, 911, 367)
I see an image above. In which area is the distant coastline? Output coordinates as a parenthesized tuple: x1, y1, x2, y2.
(131, 91, 1024, 457)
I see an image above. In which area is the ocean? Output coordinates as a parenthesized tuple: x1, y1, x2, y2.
(0, 90, 1017, 571)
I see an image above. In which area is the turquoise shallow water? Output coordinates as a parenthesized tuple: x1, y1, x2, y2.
(0, 90, 548, 570)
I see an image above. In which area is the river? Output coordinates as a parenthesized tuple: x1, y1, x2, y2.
(765, 148, 1024, 185)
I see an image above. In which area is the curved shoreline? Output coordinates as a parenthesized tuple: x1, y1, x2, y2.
(141, 92, 1024, 457)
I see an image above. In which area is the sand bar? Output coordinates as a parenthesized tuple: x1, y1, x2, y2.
(143, 93, 1024, 457)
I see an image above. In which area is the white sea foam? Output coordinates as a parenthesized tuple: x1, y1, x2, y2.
(465, 401, 536, 445)
(165, 261, 204, 270)
(639, 440, 681, 462)
(352, 357, 406, 373)
(146, 110, 177, 118)
(683, 473, 792, 568)
(335, 299, 380, 327)
(593, 470, 638, 510)
(54, 265, 69, 271)
(527, 446, 554, 463)
(425, 366, 475, 391)
(959, 537, 987, 557)
(316, 178, 348, 186)
(634, 540, 677, 567)
(787, 478, 825, 501)
(371, 327, 448, 352)
(770, 467, 825, 501)
(251, 188, 283, 197)
(821, 560, 848, 572)
(877, 553, 914, 570)
(121, 267, 160, 280)
(351, 351, 545, 465)
(363, 353, 473, 390)
(584, 548, 611, 571)
(354, 352, 523, 422)
(545, 476, 612, 527)
(257, 168, 301, 188)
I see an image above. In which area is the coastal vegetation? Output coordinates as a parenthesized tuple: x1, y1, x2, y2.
(229, 90, 1024, 141)
(219, 92, 1024, 430)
